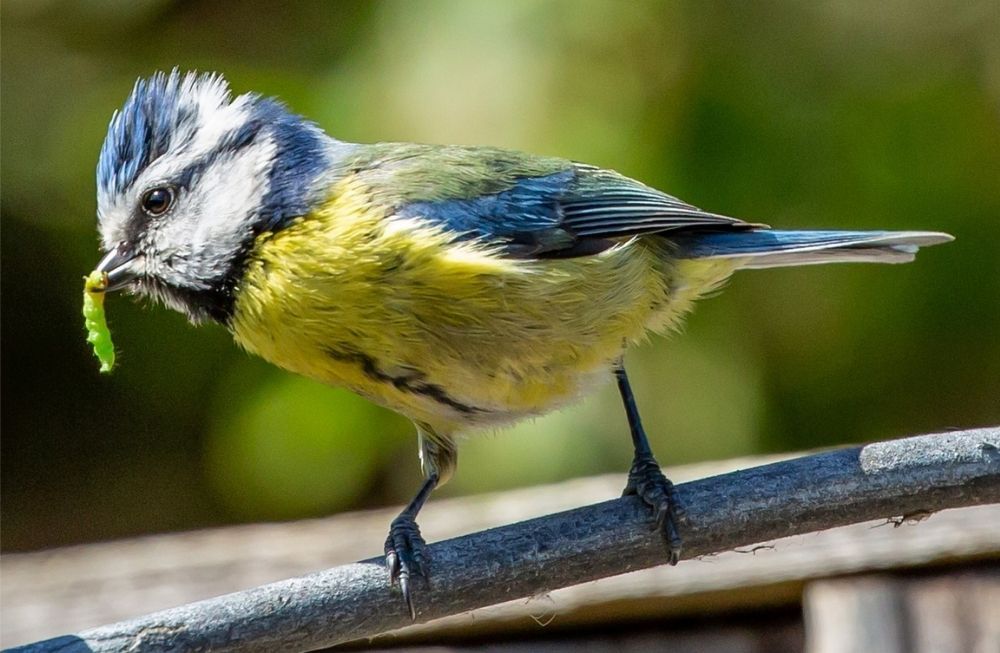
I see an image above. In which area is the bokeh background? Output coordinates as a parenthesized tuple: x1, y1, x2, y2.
(3, 0, 998, 553)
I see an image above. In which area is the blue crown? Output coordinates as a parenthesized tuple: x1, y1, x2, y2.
(97, 70, 220, 198)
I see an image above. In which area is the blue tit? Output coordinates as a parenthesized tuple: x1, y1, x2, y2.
(92, 70, 952, 617)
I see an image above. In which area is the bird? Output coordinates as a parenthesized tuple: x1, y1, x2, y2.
(92, 70, 952, 618)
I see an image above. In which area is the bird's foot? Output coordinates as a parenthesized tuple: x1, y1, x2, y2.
(385, 514, 430, 620)
(623, 454, 685, 565)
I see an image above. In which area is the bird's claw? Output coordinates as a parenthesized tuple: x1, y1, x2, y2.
(623, 455, 684, 565)
(384, 514, 430, 620)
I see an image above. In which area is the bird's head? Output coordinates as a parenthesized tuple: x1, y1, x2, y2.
(93, 70, 339, 324)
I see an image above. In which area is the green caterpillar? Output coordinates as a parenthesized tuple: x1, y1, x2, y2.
(83, 270, 115, 373)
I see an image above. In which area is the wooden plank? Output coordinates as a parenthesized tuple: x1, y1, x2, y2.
(353, 618, 805, 652)
(804, 569, 1000, 653)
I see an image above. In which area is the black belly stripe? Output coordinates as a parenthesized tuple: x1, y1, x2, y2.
(325, 347, 485, 415)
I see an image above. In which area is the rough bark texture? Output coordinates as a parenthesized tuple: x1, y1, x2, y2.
(9, 427, 999, 653)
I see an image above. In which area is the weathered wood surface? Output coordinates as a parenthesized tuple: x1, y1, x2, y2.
(360, 618, 806, 652)
(5, 427, 999, 652)
(804, 570, 1000, 653)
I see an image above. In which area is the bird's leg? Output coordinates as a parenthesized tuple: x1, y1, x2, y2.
(385, 473, 437, 619)
(385, 423, 456, 620)
(615, 363, 684, 564)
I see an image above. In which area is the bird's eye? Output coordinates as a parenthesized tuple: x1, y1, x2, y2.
(140, 186, 175, 216)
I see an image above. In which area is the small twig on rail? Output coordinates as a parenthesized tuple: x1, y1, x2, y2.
(9, 427, 999, 653)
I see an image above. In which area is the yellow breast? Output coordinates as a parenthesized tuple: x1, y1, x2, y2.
(230, 175, 739, 434)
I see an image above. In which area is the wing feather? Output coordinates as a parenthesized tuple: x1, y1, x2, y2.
(375, 148, 757, 258)
(558, 165, 754, 240)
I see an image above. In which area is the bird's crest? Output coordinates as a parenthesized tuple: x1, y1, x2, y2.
(96, 69, 236, 199)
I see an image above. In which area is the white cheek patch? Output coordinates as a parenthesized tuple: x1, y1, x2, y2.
(189, 140, 275, 251)
(154, 138, 276, 286)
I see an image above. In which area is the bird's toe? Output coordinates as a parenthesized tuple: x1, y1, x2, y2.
(624, 456, 684, 565)
(384, 515, 431, 619)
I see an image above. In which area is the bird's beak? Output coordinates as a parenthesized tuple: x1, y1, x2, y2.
(95, 244, 143, 292)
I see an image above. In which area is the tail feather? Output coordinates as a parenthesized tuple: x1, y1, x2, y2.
(674, 230, 953, 269)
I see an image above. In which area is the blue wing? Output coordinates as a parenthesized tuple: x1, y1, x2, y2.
(394, 159, 756, 258)
(363, 146, 950, 263)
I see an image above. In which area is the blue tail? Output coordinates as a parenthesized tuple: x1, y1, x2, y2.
(674, 229, 953, 269)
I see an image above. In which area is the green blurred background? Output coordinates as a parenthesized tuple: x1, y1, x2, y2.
(2, 0, 998, 553)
